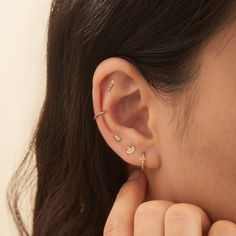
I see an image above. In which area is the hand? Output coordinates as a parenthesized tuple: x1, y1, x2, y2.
(103, 170, 236, 236)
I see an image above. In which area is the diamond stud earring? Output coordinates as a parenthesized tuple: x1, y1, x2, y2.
(126, 146, 135, 154)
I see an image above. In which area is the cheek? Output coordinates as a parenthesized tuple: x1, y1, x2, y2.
(156, 19, 236, 220)
(190, 77, 236, 171)
(175, 71, 236, 221)
(189, 16, 236, 169)
(186, 104, 236, 186)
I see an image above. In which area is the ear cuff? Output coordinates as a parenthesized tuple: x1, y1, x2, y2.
(93, 111, 106, 120)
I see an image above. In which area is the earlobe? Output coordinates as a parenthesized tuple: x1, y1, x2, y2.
(92, 57, 161, 172)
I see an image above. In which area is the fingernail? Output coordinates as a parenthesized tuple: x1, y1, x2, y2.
(128, 170, 142, 181)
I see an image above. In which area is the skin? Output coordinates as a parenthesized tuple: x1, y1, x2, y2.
(103, 171, 236, 235)
(92, 18, 236, 235)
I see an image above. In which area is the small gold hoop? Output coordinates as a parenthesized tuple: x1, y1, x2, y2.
(93, 111, 106, 120)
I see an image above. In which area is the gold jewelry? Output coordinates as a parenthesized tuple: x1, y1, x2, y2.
(139, 152, 146, 172)
(114, 134, 121, 142)
(93, 111, 106, 120)
(107, 79, 116, 91)
(126, 146, 135, 154)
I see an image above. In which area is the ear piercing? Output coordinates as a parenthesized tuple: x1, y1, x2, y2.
(93, 110, 106, 120)
(126, 145, 136, 154)
(139, 152, 146, 172)
(114, 134, 121, 142)
(93, 79, 116, 119)
(93, 79, 146, 171)
(107, 79, 115, 91)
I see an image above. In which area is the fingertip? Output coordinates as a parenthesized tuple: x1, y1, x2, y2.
(127, 169, 147, 189)
(128, 169, 143, 180)
(104, 170, 147, 235)
(116, 169, 147, 204)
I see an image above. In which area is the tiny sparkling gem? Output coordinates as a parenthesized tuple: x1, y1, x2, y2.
(139, 154, 146, 161)
(107, 79, 116, 91)
(114, 134, 121, 142)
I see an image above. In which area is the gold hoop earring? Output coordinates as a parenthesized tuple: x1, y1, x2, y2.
(93, 111, 106, 120)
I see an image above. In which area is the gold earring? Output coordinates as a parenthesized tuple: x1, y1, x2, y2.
(94, 80, 115, 120)
(126, 146, 136, 154)
(93, 111, 106, 120)
(107, 79, 115, 91)
(114, 134, 121, 142)
(139, 152, 146, 172)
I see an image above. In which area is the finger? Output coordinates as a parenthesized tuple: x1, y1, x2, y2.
(103, 170, 147, 236)
(134, 200, 174, 236)
(208, 220, 236, 236)
(164, 203, 211, 236)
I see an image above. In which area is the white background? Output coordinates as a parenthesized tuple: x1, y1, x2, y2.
(0, 1, 51, 235)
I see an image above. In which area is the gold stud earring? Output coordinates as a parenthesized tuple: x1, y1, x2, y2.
(114, 134, 121, 142)
(107, 79, 115, 91)
(126, 146, 136, 154)
(139, 152, 146, 172)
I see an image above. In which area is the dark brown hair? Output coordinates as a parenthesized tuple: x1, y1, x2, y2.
(7, 0, 236, 235)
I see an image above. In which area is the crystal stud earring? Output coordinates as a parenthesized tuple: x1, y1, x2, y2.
(107, 79, 116, 91)
(114, 134, 121, 142)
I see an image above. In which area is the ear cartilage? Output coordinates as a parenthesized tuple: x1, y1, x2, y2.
(114, 134, 121, 142)
(107, 79, 116, 91)
(139, 152, 146, 172)
(126, 145, 135, 154)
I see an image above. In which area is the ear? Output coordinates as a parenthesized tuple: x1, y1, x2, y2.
(92, 57, 161, 171)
